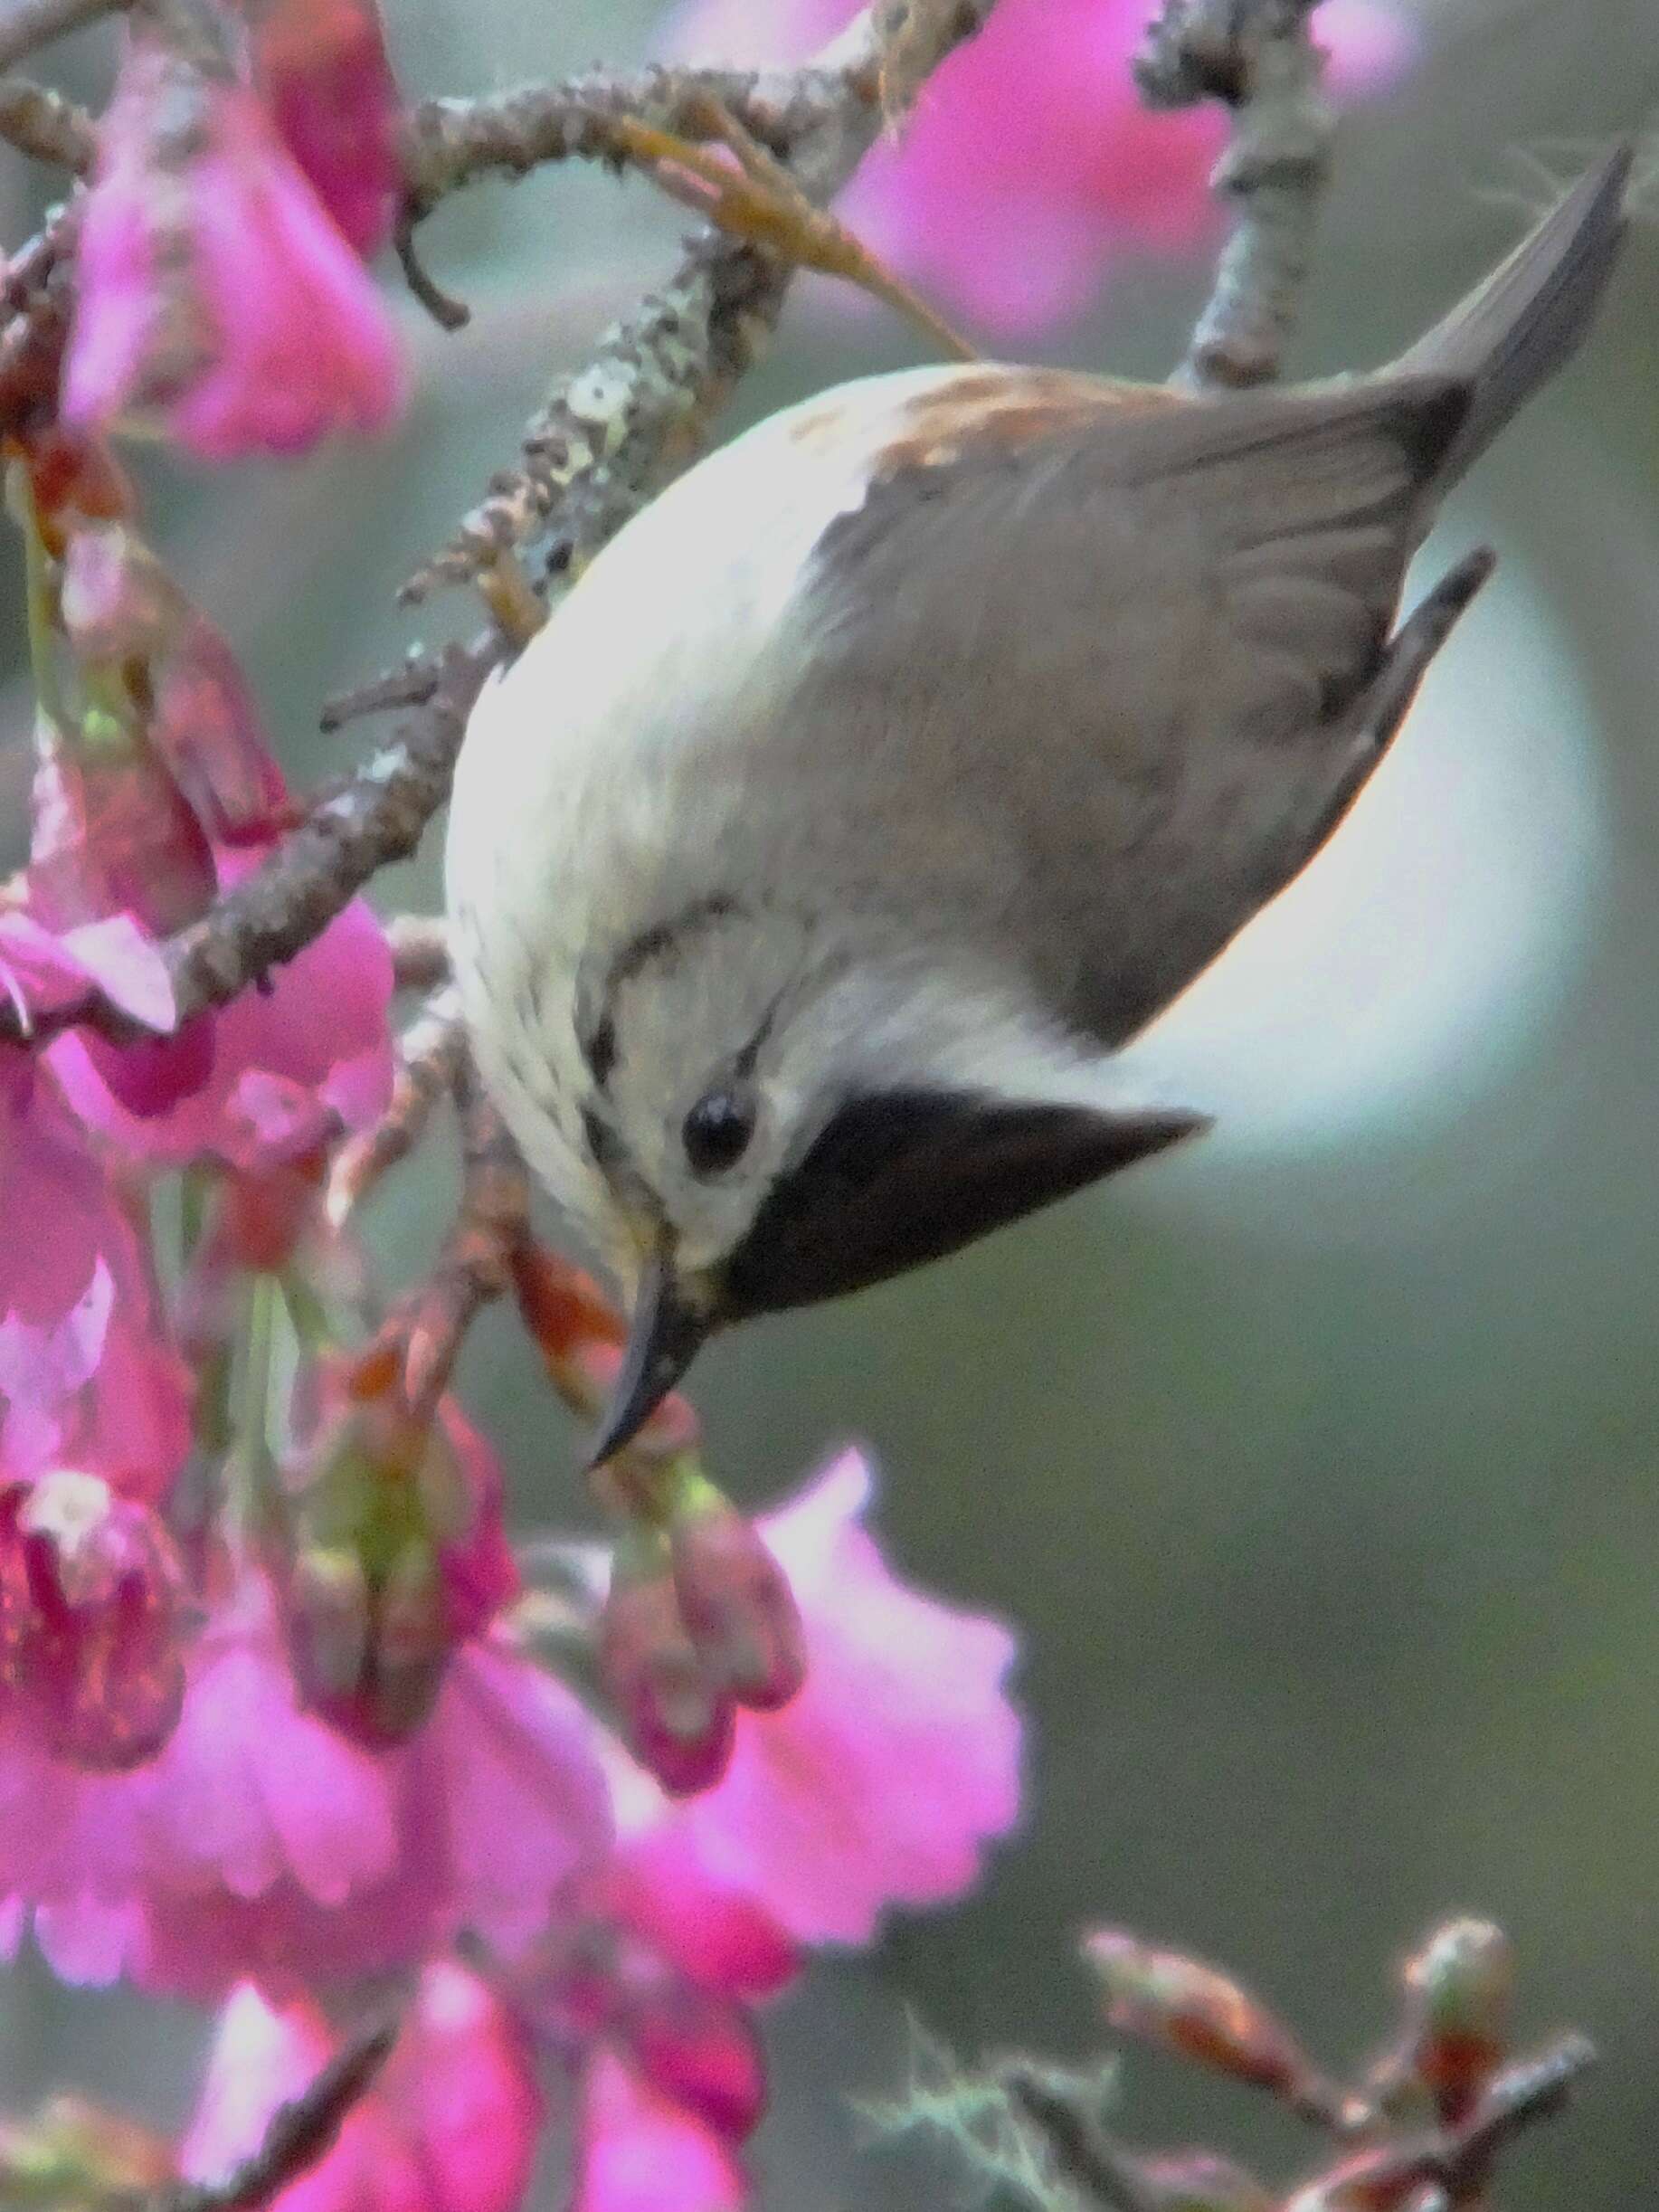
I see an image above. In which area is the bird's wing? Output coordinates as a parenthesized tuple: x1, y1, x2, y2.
(780, 371, 1474, 1047)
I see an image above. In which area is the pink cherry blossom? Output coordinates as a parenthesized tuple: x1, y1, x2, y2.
(250, 0, 404, 260)
(663, 0, 1415, 333)
(602, 1816, 799, 2003)
(64, 29, 404, 460)
(668, 1449, 1022, 1946)
(0, 1473, 185, 1770)
(48, 842, 394, 1172)
(0, 1045, 190, 1499)
(181, 1961, 542, 2212)
(0, 1573, 610, 1999)
(574, 2049, 748, 2212)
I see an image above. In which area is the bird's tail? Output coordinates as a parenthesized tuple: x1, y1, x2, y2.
(1388, 140, 1632, 487)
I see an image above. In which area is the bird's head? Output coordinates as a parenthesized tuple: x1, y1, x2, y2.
(562, 893, 1206, 1465)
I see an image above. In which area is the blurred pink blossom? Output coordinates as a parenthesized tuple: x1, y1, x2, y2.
(668, 1449, 1022, 1946)
(64, 30, 404, 460)
(249, 0, 404, 260)
(662, 0, 1414, 332)
(0, 1472, 185, 1769)
(0, 1573, 611, 1998)
(574, 2048, 748, 2212)
(181, 1961, 542, 2212)
(0, 1046, 190, 1497)
(602, 1818, 799, 2003)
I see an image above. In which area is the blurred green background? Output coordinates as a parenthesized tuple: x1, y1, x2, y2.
(2, 1, 1658, 2205)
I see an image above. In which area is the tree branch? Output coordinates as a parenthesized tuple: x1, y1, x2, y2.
(150, 2017, 397, 2212)
(1137, 0, 1333, 389)
(0, 0, 1004, 1058)
(0, 0, 119, 76)
(403, 0, 1003, 599)
(0, 73, 93, 169)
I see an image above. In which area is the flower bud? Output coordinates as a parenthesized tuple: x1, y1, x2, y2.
(600, 1531, 734, 1795)
(1084, 1931, 1323, 2109)
(278, 1365, 517, 1746)
(668, 1477, 805, 1713)
(0, 1472, 186, 1769)
(1399, 1916, 1513, 2122)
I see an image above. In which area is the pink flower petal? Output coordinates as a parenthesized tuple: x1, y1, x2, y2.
(65, 31, 405, 460)
(575, 2050, 748, 2212)
(673, 1449, 1023, 1946)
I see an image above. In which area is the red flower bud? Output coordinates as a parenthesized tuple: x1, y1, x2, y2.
(1084, 1931, 1325, 2110)
(1399, 1917, 1513, 2122)
(0, 1472, 186, 1770)
(669, 1480, 805, 1713)
(600, 1534, 734, 1795)
(277, 1366, 517, 1747)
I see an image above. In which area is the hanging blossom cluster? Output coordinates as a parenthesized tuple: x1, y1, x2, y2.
(0, 5, 1029, 2208)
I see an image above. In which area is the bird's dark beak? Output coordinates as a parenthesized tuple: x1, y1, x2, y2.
(586, 1248, 712, 1469)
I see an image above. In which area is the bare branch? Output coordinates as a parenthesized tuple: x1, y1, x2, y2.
(318, 649, 445, 734)
(152, 2016, 396, 2212)
(326, 983, 466, 1229)
(0, 0, 1004, 1051)
(1137, 0, 1333, 389)
(1003, 2067, 1154, 2212)
(367, 1061, 529, 1419)
(397, 63, 844, 217)
(0, 73, 93, 169)
(404, 0, 1005, 599)
(0, 0, 120, 77)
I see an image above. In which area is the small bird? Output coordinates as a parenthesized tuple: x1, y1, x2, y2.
(446, 148, 1630, 1465)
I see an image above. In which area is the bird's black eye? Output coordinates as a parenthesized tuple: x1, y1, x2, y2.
(682, 1087, 756, 1177)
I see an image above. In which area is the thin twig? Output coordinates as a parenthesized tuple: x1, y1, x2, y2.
(397, 63, 843, 216)
(1137, 0, 1333, 389)
(365, 1059, 530, 1420)
(318, 648, 444, 733)
(1003, 2069, 1153, 2212)
(325, 983, 466, 1229)
(143, 2017, 395, 2212)
(0, 73, 92, 168)
(0, 0, 119, 76)
(404, 0, 1005, 599)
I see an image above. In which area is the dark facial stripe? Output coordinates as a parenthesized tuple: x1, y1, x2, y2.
(580, 894, 744, 1094)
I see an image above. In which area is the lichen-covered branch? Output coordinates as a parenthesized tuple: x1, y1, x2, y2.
(398, 62, 851, 217)
(403, 0, 1003, 598)
(0, 0, 1004, 1053)
(1137, 0, 1333, 388)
